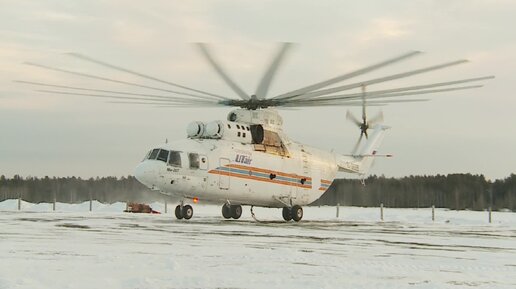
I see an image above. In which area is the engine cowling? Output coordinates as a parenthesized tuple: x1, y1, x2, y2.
(186, 121, 205, 138)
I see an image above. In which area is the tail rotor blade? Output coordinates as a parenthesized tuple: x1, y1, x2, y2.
(368, 111, 384, 126)
(346, 110, 361, 126)
(361, 85, 367, 123)
(352, 133, 364, 155)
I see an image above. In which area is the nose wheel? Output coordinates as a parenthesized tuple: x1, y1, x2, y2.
(222, 204, 242, 219)
(175, 204, 193, 220)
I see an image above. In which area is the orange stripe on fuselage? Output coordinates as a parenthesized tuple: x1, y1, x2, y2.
(209, 169, 312, 189)
(226, 163, 312, 181)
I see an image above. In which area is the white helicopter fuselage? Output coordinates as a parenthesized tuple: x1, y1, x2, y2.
(135, 138, 337, 208)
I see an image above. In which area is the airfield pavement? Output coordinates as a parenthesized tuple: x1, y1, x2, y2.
(1, 202, 515, 289)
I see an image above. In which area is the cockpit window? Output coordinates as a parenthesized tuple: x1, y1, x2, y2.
(142, 150, 151, 161)
(168, 151, 181, 167)
(157, 149, 169, 162)
(188, 153, 200, 169)
(149, 149, 160, 160)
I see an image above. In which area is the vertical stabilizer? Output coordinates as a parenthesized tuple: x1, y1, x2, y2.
(336, 125, 390, 175)
(356, 125, 389, 174)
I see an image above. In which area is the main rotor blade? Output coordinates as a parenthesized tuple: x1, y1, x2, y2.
(284, 59, 469, 100)
(195, 43, 250, 100)
(273, 50, 422, 100)
(280, 98, 429, 107)
(285, 75, 490, 104)
(284, 85, 483, 106)
(66, 52, 229, 100)
(16, 80, 205, 102)
(24, 62, 224, 102)
(106, 101, 225, 107)
(315, 75, 494, 101)
(36, 89, 219, 105)
(255, 42, 293, 99)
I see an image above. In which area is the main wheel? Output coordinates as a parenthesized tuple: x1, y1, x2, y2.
(182, 205, 193, 220)
(291, 205, 303, 222)
(222, 204, 232, 219)
(231, 205, 242, 219)
(282, 207, 292, 221)
(175, 205, 183, 219)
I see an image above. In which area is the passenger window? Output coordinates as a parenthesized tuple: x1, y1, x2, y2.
(157, 149, 169, 162)
(238, 132, 241, 137)
(227, 124, 231, 129)
(168, 151, 181, 167)
(243, 132, 246, 138)
(236, 124, 241, 129)
(149, 148, 160, 160)
(189, 153, 200, 169)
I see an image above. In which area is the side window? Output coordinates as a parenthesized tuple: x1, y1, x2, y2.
(188, 153, 200, 169)
(157, 149, 169, 162)
(168, 151, 182, 167)
(149, 148, 160, 160)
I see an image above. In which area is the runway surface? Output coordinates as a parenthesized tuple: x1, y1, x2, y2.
(1, 204, 515, 289)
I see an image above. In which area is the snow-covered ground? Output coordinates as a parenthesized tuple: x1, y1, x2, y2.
(1, 200, 515, 289)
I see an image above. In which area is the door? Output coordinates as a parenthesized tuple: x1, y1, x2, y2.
(218, 158, 230, 190)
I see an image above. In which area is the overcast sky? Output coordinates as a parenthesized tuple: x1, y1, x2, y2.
(1, 0, 515, 180)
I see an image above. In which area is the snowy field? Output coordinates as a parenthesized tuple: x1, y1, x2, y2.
(1, 200, 515, 289)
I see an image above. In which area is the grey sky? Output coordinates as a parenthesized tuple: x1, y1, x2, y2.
(1, 0, 515, 180)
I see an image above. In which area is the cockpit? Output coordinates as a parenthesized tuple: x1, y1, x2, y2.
(142, 148, 206, 170)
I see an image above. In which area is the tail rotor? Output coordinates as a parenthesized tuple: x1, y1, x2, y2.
(347, 85, 384, 154)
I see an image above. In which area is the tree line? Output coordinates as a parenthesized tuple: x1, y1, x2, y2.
(0, 173, 514, 211)
(0, 175, 171, 204)
(314, 173, 515, 211)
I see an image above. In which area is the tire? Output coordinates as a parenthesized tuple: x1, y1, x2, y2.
(291, 205, 303, 222)
(182, 205, 193, 220)
(231, 205, 242, 219)
(222, 204, 232, 219)
(175, 205, 183, 219)
(282, 207, 292, 221)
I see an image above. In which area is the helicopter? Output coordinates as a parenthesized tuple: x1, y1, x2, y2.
(18, 43, 494, 221)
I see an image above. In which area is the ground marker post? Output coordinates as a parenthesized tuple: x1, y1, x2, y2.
(165, 200, 168, 214)
(380, 203, 384, 221)
(336, 203, 340, 218)
(489, 206, 492, 223)
(18, 193, 21, 211)
(89, 192, 93, 212)
(432, 205, 435, 222)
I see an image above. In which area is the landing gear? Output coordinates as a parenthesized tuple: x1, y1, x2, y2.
(222, 204, 231, 219)
(232, 205, 242, 219)
(291, 205, 303, 222)
(282, 205, 303, 222)
(175, 205, 183, 219)
(221, 204, 242, 219)
(175, 204, 193, 220)
(282, 207, 292, 221)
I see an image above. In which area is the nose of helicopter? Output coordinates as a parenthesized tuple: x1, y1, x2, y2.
(134, 161, 157, 188)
